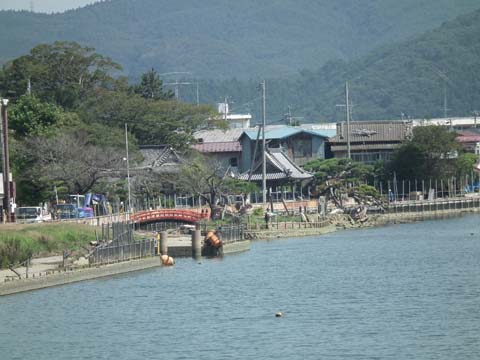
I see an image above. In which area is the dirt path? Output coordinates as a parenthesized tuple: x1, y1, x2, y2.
(0, 256, 63, 282)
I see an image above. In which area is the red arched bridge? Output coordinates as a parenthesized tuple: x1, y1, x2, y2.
(130, 208, 211, 224)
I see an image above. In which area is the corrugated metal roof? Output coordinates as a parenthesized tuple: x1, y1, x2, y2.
(302, 129, 337, 138)
(243, 125, 334, 140)
(194, 128, 244, 143)
(192, 141, 242, 153)
(457, 135, 480, 143)
(330, 121, 412, 143)
(243, 127, 298, 140)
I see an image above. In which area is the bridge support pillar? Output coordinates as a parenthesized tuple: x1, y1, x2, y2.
(160, 231, 168, 255)
(192, 230, 202, 259)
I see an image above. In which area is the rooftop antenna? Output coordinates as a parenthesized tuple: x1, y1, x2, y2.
(159, 72, 195, 102)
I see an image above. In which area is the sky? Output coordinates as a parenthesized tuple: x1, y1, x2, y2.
(0, 0, 102, 13)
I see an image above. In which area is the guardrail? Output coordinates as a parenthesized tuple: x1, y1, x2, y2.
(386, 197, 480, 213)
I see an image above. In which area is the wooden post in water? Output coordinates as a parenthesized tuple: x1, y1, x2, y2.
(160, 231, 168, 255)
(192, 230, 202, 259)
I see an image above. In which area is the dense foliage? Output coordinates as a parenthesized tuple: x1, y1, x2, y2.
(0, 42, 218, 205)
(176, 154, 258, 218)
(386, 126, 466, 181)
(0, 0, 478, 80)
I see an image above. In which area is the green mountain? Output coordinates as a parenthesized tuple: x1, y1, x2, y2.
(0, 0, 479, 79)
(197, 9, 480, 122)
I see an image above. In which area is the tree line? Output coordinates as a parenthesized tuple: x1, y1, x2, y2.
(0, 41, 220, 206)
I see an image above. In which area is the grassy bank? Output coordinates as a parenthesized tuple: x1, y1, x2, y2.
(0, 223, 97, 268)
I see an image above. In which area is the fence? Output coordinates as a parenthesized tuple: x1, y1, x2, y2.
(246, 220, 331, 231)
(386, 197, 480, 214)
(88, 239, 156, 266)
(216, 225, 245, 243)
(88, 222, 156, 266)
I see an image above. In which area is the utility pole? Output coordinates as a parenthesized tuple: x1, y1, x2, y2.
(345, 82, 351, 159)
(261, 80, 267, 205)
(443, 81, 448, 119)
(1, 99, 11, 222)
(473, 111, 479, 128)
(196, 82, 200, 106)
(224, 96, 228, 125)
(287, 106, 292, 125)
(125, 123, 132, 214)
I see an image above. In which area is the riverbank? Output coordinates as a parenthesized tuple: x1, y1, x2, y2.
(0, 257, 161, 297)
(245, 206, 480, 240)
(2, 205, 479, 296)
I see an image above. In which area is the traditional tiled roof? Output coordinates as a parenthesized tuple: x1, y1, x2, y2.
(138, 146, 182, 173)
(192, 141, 242, 153)
(237, 148, 313, 181)
(329, 121, 412, 144)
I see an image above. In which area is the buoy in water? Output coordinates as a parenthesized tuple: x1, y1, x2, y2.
(205, 231, 222, 248)
(275, 312, 283, 317)
(161, 255, 174, 266)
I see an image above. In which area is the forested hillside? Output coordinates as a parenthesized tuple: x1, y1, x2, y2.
(198, 9, 480, 122)
(0, 0, 478, 79)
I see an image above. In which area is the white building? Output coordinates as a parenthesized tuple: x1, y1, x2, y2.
(218, 103, 252, 129)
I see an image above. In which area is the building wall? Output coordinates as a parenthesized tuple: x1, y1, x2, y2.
(203, 152, 241, 172)
(334, 150, 394, 164)
(240, 133, 327, 170)
(240, 137, 253, 172)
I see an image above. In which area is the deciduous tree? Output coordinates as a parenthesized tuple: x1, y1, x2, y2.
(0, 41, 121, 109)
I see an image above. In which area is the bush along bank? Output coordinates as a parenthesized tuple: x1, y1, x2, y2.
(0, 223, 96, 268)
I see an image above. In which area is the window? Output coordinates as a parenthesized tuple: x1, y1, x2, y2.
(230, 157, 238, 167)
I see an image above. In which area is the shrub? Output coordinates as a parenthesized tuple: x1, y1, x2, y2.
(0, 237, 33, 268)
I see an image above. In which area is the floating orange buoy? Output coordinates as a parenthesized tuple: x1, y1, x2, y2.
(161, 254, 174, 266)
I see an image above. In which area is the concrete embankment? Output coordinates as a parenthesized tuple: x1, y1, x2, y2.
(246, 207, 480, 240)
(246, 224, 338, 240)
(3, 205, 478, 296)
(0, 257, 162, 297)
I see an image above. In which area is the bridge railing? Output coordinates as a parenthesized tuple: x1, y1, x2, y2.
(130, 209, 210, 224)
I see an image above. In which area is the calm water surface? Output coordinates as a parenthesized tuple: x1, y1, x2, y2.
(1, 215, 480, 359)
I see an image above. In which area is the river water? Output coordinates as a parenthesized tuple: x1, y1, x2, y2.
(1, 215, 480, 359)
